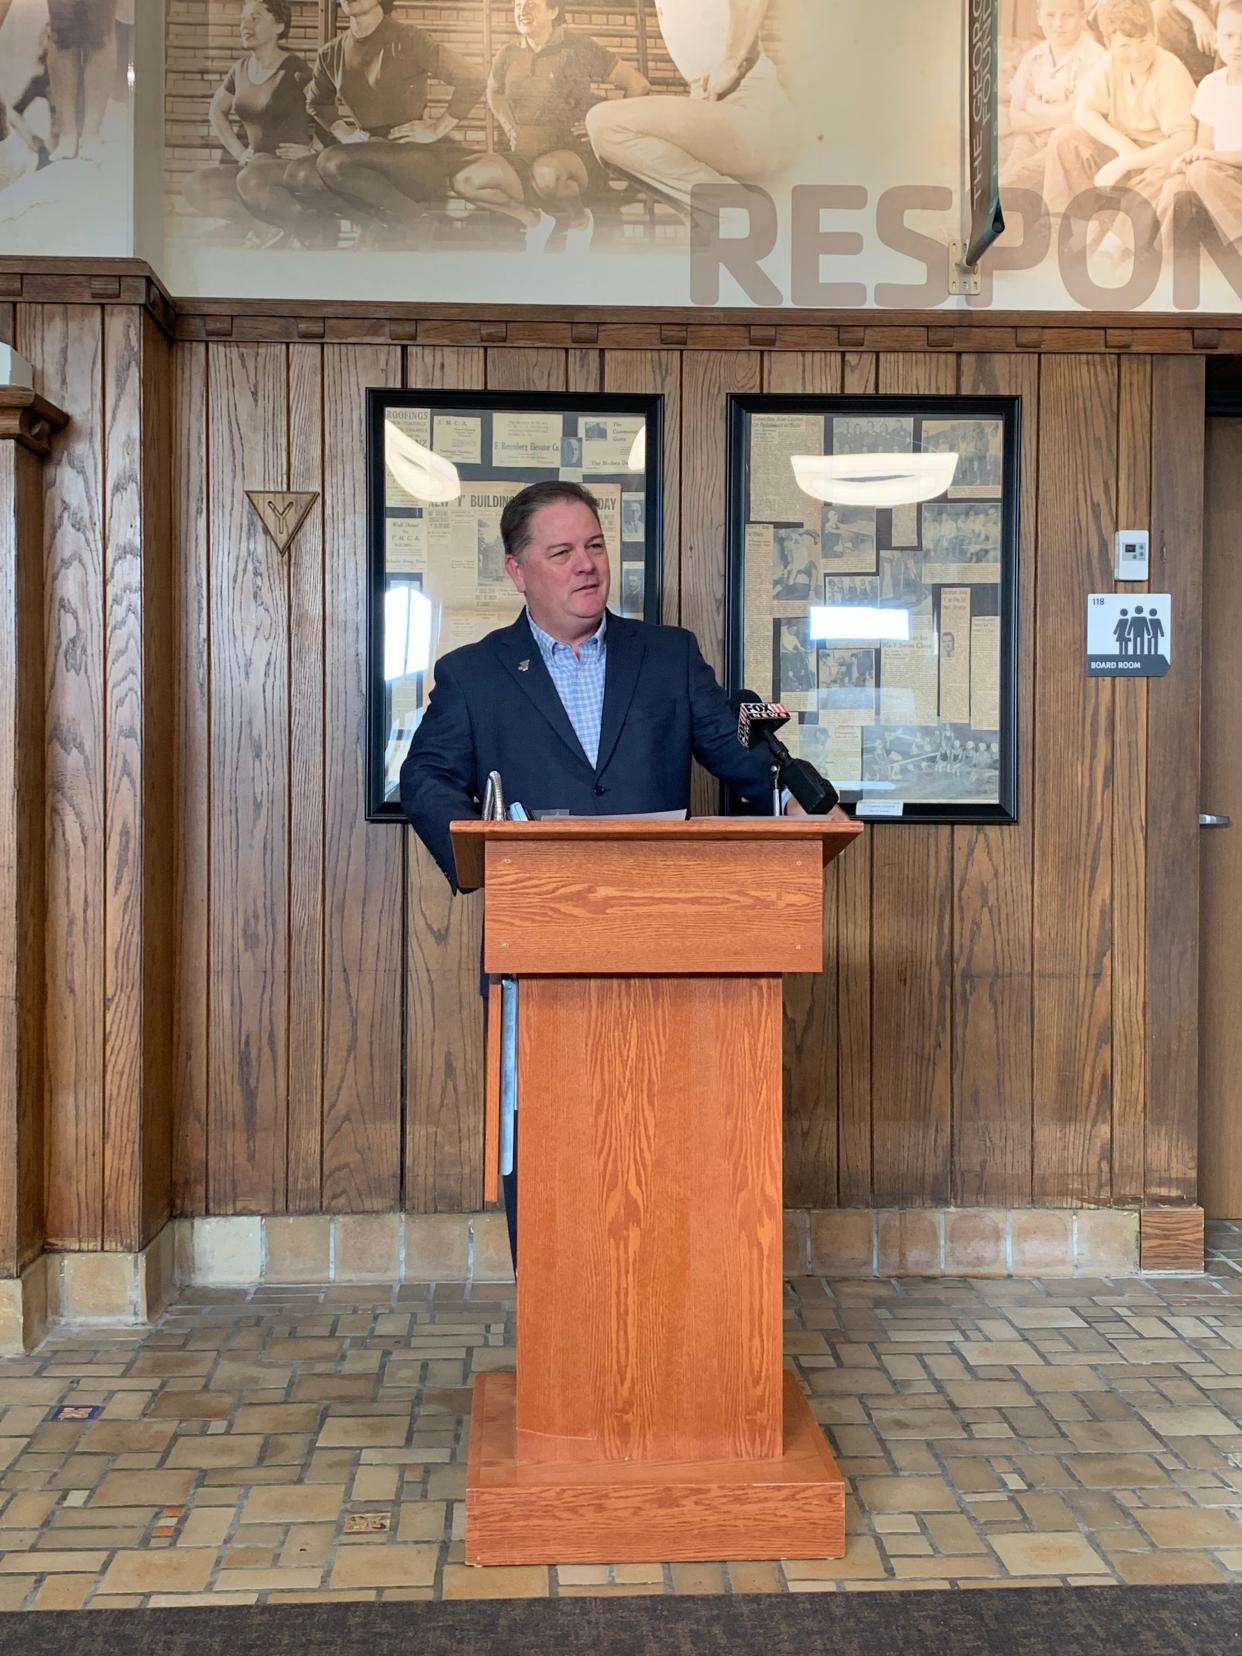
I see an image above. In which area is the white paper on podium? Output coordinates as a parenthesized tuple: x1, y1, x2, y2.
(529, 808, 688, 821)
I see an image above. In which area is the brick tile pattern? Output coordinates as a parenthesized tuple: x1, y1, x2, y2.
(0, 1223, 1238, 1605)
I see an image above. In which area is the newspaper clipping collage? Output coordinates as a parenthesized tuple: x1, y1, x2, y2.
(380, 401, 649, 803)
(738, 409, 1008, 814)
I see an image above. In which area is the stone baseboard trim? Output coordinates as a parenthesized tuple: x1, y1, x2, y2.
(0, 1204, 1204, 1353)
(173, 1212, 515, 1290)
(785, 1206, 1204, 1279)
(0, 1221, 179, 1353)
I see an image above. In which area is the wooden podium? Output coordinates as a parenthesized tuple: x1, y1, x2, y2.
(451, 817, 862, 1565)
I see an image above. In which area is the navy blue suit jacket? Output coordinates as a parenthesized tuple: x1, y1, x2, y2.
(400, 609, 775, 889)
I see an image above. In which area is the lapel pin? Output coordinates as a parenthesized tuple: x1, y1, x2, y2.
(517, 659, 530, 672)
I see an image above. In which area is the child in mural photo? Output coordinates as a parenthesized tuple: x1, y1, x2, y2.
(43, 0, 117, 162)
(0, 19, 51, 187)
(1003, 0, 1104, 192)
(450, 0, 649, 253)
(1045, 0, 1196, 248)
(0, 0, 121, 174)
(1151, 0, 1220, 81)
(290, 0, 485, 249)
(1158, 0, 1242, 247)
(183, 0, 324, 248)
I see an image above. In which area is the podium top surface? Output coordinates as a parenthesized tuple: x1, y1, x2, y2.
(449, 815, 862, 894)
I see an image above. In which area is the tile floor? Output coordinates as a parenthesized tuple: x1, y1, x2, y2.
(0, 1223, 1240, 1609)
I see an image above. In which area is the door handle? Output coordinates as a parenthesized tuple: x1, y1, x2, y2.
(1200, 814, 1232, 828)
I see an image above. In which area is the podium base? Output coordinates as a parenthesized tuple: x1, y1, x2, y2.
(465, 1369, 846, 1565)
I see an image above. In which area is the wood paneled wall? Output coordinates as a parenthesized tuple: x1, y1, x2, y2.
(11, 303, 175, 1253)
(0, 413, 51, 1276)
(162, 333, 1205, 1222)
(3, 288, 1207, 1242)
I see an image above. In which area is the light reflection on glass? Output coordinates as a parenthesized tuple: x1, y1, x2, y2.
(791, 451, 958, 506)
(808, 605, 911, 643)
(385, 420, 461, 503)
(384, 586, 433, 680)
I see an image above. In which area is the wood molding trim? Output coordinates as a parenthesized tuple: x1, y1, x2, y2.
(1139, 1206, 1206, 1273)
(0, 260, 176, 339)
(0, 258, 1238, 355)
(0, 389, 69, 456)
(173, 311, 1240, 355)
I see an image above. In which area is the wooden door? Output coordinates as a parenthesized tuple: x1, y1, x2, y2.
(1200, 417, 1242, 1219)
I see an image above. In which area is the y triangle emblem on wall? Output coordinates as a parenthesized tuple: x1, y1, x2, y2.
(246, 490, 318, 555)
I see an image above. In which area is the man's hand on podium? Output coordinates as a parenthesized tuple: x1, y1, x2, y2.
(783, 797, 851, 822)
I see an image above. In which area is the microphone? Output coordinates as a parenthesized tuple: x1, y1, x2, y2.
(732, 689, 841, 817)
(736, 697, 791, 752)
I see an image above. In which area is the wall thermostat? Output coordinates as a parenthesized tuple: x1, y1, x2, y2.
(1115, 530, 1150, 582)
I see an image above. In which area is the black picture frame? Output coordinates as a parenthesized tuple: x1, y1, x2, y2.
(366, 389, 664, 822)
(725, 393, 1021, 825)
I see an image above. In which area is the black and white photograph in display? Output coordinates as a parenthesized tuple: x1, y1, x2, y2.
(727, 394, 1020, 823)
(165, 0, 808, 262)
(366, 389, 662, 819)
(0, 0, 135, 252)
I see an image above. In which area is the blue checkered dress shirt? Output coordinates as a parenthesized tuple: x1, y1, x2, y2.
(526, 610, 607, 768)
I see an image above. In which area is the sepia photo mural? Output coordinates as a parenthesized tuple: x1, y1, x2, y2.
(0, 0, 137, 255)
(1, 0, 1240, 310)
(996, 0, 1242, 308)
(160, 0, 870, 302)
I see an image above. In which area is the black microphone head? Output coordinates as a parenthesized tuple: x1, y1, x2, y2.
(736, 697, 791, 751)
(782, 757, 840, 816)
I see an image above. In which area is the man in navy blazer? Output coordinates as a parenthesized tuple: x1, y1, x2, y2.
(400, 479, 776, 889)
(400, 479, 780, 1268)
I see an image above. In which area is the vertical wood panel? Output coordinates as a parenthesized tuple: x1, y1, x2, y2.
(870, 354, 956, 1208)
(1033, 355, 1116, 1206)
(682, 351, 760, 817)
(602, 352, 683, 640)
(836, 351, 877, 1206)
(207, 344, 289, 1213)
(21, 304, 106, 1249)
(763, 350, 843, 1208)
(486, 349, 567, 391)
(172, 342, 210, 1215)
(1199, 418, 1242, 1219)
(0, 303, 14, 346)
(321, 344, 404, 1211)
(518, 975, 784, 1463)
(0, 441, 47, 1274)
(140, 316, 175, 1247)
(404, 345, 487, 1215)
(1111, 356, 1151, 1204)
(286, 345, 326, 1212)
(681, 351, 760, 669)
(952, 354, 1037, 1207)
(0, 322, 1192, 1232)
(1145, 355, 1204, 1203)
(101, 306, 146, 1248)
(567, 349, 601, 392)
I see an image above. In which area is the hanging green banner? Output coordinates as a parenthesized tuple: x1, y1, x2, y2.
(967, 0, 1005, 266)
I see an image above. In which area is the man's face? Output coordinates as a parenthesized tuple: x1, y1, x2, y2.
(506, 498, 611, 639)
(515, 0, 554, 35)
(1108, 29, 1158, 72)
(1219, 9, 1242, 67)
(1038, 1, 1087, 48)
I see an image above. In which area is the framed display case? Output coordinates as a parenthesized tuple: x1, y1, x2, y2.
(366, 389, 663, 820)
(726, 394, 1021, 824)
